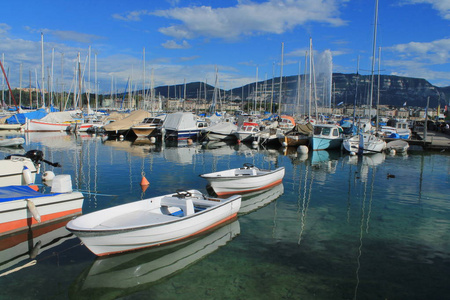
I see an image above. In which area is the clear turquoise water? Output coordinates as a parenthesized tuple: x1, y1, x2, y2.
(0, 132, 449, 299)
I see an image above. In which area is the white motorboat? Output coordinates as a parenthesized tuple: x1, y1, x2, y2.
(66, 190, 241, 256)
(0, 175, 84, 236)
(233, 124, 260, 143)
(200, 163, 285, 196)
(386, 139, 409, 153)
(343, 133, 386, 155)
(0, 137, 25, 147)
(131, 116, 165, 138)
(1, 149, 62, 187)
(203, 121, 237, 141)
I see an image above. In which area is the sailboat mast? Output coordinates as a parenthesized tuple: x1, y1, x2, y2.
(369, 0, 379, 116)
(41, 33, 45, 108)
(278, 42, 284, 115)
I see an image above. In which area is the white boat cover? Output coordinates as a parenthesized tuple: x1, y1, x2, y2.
(38, 111, 78, 123)
(206, 122, 237, 135)
(103, 110, 151, 131)
(162, 112, 198, 131)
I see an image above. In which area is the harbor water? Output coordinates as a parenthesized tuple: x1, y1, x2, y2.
(0, 132, 449, 299)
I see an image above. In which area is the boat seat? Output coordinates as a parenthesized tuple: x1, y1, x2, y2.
(234, 168, 257, 176)
(160, 196, 195, 216)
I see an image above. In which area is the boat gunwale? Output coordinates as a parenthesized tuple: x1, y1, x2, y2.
(66, 194, 241, 235)
(200, 167, 285, 180)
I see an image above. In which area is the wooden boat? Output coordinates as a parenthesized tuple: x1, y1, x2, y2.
(309, 124, 343, 150)
(0, 175, 84, 236)
(278, 123, 313, 147)
(66, 190, 241, 256)
(200, 163, 285, 196)
(0, 137, 25, 147)
(342, 133, 386, 154)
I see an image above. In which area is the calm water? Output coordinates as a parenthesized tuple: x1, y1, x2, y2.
(0, 132, 449, 300)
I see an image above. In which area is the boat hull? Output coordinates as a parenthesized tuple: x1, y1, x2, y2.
(310, 136, 343, 151)
(26, 119, 70, 132)
(66, 191, 241, 256)
(343, 134, 386, 154)
(0, 189, 84, 235)
(201, 167, 285, 196)
(0, 158, 37, 187)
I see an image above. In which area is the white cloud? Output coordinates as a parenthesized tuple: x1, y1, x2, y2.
(162, 40, 191, 49)
(112, 10, 149, 21)
(401, 0, 450, 20)
(0, 23, 11, 35)
(152, 0, 348, 40)
(389, 38, 450, 64)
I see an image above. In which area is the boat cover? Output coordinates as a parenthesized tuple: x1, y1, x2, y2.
(5, 109, 47, 124)
(0, 186, 58, 203)
(162, 112, 198, 131)
(103, 110, 151, 131)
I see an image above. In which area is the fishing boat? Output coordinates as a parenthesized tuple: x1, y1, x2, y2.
(0, 175, 84, 236)
(66, 190, 241, 256)
(200, 163, 285, 196)
(309, 124, 344, 151)
(0, 137, 25, 147)
(342, 133, 386, 155)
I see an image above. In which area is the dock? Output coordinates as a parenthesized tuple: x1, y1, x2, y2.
(407, 128, 450, 151)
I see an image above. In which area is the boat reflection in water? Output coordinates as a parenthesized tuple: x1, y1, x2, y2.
(237, 183, 284, 215)
(70, 220, 240, 299)
(0, 218, 76, 277)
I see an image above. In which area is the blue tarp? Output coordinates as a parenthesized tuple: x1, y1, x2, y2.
(5, 108, 47, 124)
(0, 185, 58, 203)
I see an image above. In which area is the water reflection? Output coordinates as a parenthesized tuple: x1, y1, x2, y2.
(70, 220, 240, 299)
(0, 218, 76, 277)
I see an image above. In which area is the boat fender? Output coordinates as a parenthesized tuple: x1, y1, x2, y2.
(23, 166, 33, 185)
(42, 171, 55, 182)
(297, 145, 309, 154)
(26, 199, 41, 223)
(150, 137, 156, 143)
(389, 149, 396, 156)
(29, 241, 42, 259)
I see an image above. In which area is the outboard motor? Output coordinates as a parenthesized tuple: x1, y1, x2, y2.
(5, 149, 61, 167)
(25, 150, 44, 164)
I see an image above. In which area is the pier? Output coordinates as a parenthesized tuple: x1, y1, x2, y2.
(408, 128, 450, 151)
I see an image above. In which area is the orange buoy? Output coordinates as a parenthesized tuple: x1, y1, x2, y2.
(140, 176, 150, 186)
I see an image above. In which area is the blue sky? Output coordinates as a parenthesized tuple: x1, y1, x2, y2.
(1, 0, 450, 94)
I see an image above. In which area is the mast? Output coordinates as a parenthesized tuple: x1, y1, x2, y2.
(278, 42, 284, 115)
(308, 38, 312, 120)
(41, 33, 45, 108)
(270, 62, 274, 113)
(369, 0, 379, 117)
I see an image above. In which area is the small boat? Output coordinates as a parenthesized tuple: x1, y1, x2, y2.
(130, 116, 165, 138)
(0, 175, 84, 236)
(342, 133, 386, 155)
(66, 190, 241, 256)
(203, 121, 237, 141)
(386, 139, 409, 153)
(278, 123, 313, 147)
(200, 163, 285, 196)
(103, 110, 151, 138)
(233, 124, 260, 143)
(309, 124, 343, 150)
(70, 220, 240, 298)
(1, 149, 62, 187)
(0, 137, 25, 147)
(162, 112, 202, 140)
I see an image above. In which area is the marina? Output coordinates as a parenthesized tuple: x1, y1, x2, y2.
(0, 132, 448, 299)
